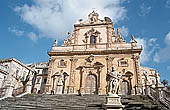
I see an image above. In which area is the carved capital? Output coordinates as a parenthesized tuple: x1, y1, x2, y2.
(49, 58, 55, 62)
(105, 56, 115, 61)
(131, 55, 139, 61)
(70, 57, 78, 62)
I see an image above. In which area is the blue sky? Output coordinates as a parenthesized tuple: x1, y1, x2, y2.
(0, 0, 170, 82)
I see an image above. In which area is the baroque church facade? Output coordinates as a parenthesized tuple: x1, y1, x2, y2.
(0, 11, 163, 99)
(43, 11, 161, 95)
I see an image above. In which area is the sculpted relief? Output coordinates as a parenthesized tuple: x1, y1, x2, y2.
(83, 28, 101, 44)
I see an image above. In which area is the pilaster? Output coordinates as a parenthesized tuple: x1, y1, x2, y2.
(68, 57, 78, 93)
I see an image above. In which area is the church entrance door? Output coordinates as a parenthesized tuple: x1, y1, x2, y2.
(122, 81, 129, 95)
(85, 74, 97, 94)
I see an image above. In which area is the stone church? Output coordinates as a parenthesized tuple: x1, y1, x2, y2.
(44, 11, 161, 95)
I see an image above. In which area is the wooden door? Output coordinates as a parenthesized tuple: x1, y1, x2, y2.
(85, 74, 97, 94)
(122, 81, 129, 95)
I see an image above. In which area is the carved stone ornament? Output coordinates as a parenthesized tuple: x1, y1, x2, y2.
(131, 55, 139, 61)
(86, 54, 94, 64)
(86, 54, 94, 65)
(88, 11, 99, 24)
(84, 28, 100, 38)
(83, 28, 101, 43)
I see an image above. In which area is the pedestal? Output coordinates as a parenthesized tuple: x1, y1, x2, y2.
(103, 94, 124, 110)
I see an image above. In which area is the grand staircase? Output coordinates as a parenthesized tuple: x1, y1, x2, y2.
(0, 94, 167, 110)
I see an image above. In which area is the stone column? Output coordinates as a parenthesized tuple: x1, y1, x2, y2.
(98, 67, 102, 94)
(79, 67, 85, 94)
(132, 55, 142, 95)
(68, 57, 78, 93)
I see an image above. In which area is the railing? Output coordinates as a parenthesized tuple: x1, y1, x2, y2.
(160, 90, 170, 108)
(149, 87, 170, 109)
(12, 86, 27, 97)
(150, 87, 159, 100)
(163, 90, 170, 98)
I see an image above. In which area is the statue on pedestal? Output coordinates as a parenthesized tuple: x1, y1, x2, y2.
(104, 67, 124, 110)
(107, 67, 122, 95)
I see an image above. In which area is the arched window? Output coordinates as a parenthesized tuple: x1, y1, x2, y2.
(90, 35, 97, 44)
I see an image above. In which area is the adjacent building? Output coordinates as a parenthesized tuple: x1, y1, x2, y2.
(0, 58, 34, 98)
(27, 62, 48, 94)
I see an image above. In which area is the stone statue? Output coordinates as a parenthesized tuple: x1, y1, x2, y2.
(63, 32, 73, 46)
(117, 28, 121, 37)
(131, 34, 137, 43)
(107, 68, 122, 95)
(114, 28, 125, 43)
(53, 40, 58, 47)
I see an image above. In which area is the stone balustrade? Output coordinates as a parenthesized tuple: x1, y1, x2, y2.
(51, 43, 142, 52)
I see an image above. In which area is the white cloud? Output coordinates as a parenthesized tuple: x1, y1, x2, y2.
(167, 66, 170, 70)
(8, 27, 24, 36)
(139, 3, 152, 16)
(136, 37, 158, 64)
(154, 47, 170, 63)
(8, 26, 38, 42)
(148, 38, 157, 46)
(28, 32, 38, 42)
(154, 32, 170, 63)
(166, 0, 170, 8)
(119, 26, 128, 37)
(164, 32, 170, 45)
(14, 0, 127, 40)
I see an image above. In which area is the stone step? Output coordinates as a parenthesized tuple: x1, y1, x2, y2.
(0, 94, 165, 110)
